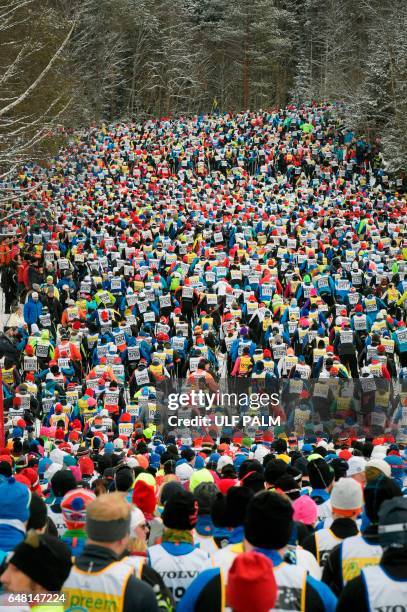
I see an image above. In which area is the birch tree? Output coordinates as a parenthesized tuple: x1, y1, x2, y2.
(0, 1, 76, 177)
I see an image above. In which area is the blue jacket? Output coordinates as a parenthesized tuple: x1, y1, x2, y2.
(23, 297, 43, 325)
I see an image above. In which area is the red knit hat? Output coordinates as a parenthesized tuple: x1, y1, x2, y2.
(226, 551, 277, 612)
(132, 478, 156, 516)
(79, 457, 94, 476)
(120, 412, 132, 423)
(20, 467, 42, 495)
(61, 488, 96, 530)
(55, 429, 65, 441)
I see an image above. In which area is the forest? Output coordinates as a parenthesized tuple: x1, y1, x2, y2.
(0, 0, 406, 175)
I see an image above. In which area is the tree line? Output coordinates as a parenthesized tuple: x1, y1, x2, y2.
(0, 0, 406, 177)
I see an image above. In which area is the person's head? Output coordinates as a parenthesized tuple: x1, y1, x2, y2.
(330, 477, 363, 521)
(61, 488, 96, 531)
(194, 482, 219, 515)
(51, 469, 77, 498)
(226, 551, 278, 612)
(346, 456, 366, 485)
(86, 492, 131, 555)
(245, 490, 293, 552)
(274, 475, 300, 501)
(162, 489, 198, 531)
(0, 530, 71, 594)
(364, 475, 402, 524)
(212, 486, 254, 529)
(264, 459, 287, 488)
(115, 467, 134, 493)
(365, 459, 391, 482)
(27, 493, 48, 534)
(92, 478, 109, 497)
(378, 497, 407, 549)
(0, 476, 31, 550)
(292, 494, 318, 527)
(128, 507, 149, 554)
(307, 458, 334, 492)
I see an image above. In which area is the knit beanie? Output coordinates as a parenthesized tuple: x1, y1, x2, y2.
(226, 551, 277, 612)
(327, 457, 349, 481)
(366, 459, 391, 479)
(308, 458, 334, 489)
(331, 478, 363, 516)
(51, 469, 76, 498)
(212, 486, 253, 528)
(245, 490, 293, 550)
(0, 476, 31, 525)
(162, 490, 198, 531)
(114, 469, 133, 494)
(384, 455, 406, 483)
(364, 475, 402, 523)
(264, 459, 287, 485)
(18, 468, 41, 495)
(79, 457, 94, 476)
(132, 473, 157, 516)
(292, 495, 318, 526)
(274, 475, 300, 500)
(175, 461, 194, 482)
(9, 530, 72, 592)
(189, 468, 214, 493)
(160, 481, 185, 505)
(194, 482, 219, 515)
(346, 456, 366, 477)
(61, 488, 96, 530)
(217, 455, 234, 473)
(27, 493, 48, 531)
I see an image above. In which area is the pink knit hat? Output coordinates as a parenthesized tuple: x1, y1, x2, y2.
(292, 495, 318, 526)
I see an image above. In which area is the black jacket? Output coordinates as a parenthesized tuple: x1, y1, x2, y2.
(337, 547, 407, 612)
(73, 544, 158, 612)
(303, 517, 359, 561)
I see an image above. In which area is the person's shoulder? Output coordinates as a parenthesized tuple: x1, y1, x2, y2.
(125, 574, 159, 611)
(306, 574, 337, 612)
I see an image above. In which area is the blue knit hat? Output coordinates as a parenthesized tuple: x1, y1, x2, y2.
(104, 442, 114, 455)
(0, 477, 31, 523)
(38, 457, 52, 476)
(194, 455, 205, 469)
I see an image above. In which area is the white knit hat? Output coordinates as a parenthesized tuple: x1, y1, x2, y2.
(253, 445, 270, 463)
(130, 507, 146, 533)
(371, 444, 387, 459)
(346, 456, 366, 477)
(331, 477, 363, 514)
(366, 458, 391, 478)
(175, 463, 194, 481)
(217, 455, 233, 472)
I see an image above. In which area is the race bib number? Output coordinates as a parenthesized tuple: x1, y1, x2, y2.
(127, 346, 140, 361)
(23, 357, 38, 371)
(340, 331, 353, 344)
(58, 358, 70, 369)
(135, 369, 150, 386)
(189, 357, 200, 372)
(111, 278, 122, 291)
(182, 286, 193, 299)
(159, 295, 171, 308)
(36, 343, 49, 358)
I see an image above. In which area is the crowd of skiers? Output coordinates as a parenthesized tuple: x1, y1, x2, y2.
(0, 103, 406, 610)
